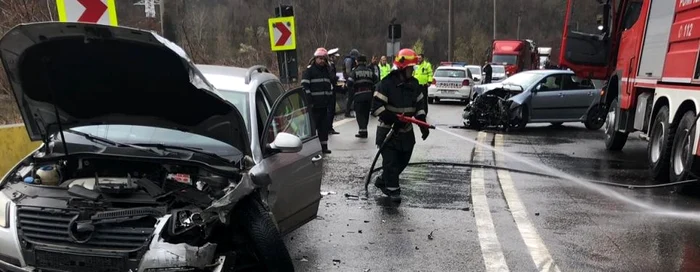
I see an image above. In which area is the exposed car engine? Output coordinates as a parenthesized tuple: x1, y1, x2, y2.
(462, 87, 525, 131)
(1, 155, 253, 272)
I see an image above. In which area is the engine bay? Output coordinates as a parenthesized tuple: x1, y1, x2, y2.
(2, 155, 246, 247)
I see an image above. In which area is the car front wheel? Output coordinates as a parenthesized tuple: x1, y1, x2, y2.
(234, 196, 294, 272)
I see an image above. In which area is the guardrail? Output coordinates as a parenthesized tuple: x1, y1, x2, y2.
(0, 124, 40, 176)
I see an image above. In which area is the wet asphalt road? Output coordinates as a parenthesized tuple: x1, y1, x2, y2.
(285, 101, 700, 272)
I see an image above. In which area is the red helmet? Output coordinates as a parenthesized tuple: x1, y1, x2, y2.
(393, 49, 419, 69)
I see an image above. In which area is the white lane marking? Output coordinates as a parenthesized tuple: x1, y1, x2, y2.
(472, 132, 510, 272)
(495, 134, 561, 272)
(332, 118, 355, 127)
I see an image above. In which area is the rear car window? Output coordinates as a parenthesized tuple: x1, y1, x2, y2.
(434, 69, 466, 78)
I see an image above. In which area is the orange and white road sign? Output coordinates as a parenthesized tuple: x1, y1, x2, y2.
(56, 0, 118, 26)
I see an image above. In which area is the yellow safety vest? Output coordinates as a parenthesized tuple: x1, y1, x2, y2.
(379, 64, 391, 80)
(413, 61, 433, 85)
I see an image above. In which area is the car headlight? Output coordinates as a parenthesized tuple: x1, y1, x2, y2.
(0, 192, 9, 228)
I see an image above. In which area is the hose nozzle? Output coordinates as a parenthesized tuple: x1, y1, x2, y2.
(397, 114, 435, 129)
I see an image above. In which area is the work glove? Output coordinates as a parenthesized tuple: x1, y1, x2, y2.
(420, 127, 429, 140)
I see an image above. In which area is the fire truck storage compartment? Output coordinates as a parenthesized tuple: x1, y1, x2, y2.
(637, 0, 675, 79)
(664, 2, 700, 80)
(633, 91, 653, 131)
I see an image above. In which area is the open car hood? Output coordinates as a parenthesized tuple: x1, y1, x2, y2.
(0, 23, 250, 155)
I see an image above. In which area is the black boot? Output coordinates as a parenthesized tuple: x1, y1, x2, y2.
(355, 131, 368, 138)
(322, 144, 331, 154)
(387, 189, 402, 202)
(374, 177, 389, 195)
(329, 129, 340, 135)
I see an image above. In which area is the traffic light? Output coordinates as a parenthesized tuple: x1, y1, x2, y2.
(388, 24, 401, 40)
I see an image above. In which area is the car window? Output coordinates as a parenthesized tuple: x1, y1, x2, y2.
(255, 88, 271, 141)
(562, 75, 595, 90)
(265, 91, 314, 144)
(538, 74, 563, 91)
(468, 67, 480, 76)
(492, 66, 506, 74)
(434, 69, 466, 78)
(217, 91, 250, 130)
(262, 80, 285, 102)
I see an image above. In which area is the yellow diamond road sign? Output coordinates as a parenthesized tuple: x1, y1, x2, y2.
(268, 16, 296, 51)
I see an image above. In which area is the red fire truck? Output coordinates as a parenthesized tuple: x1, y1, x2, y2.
(490, 39, 539, 76)
(559, 0, 700, 184)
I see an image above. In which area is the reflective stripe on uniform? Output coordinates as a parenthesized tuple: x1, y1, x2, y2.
(416, 109, 426, 117)
(355, 79, 374, 84)
(373, 106, 386, 116)
(304, 89, 312, 94)
(310, 91, 334, 96)
(310, 78, 331, 83)
(359, 129, 368, 132)
(378, 122, 412, 133)
(300, 79, 310, 84)
(416, 93, 424, 102)
(386, 105, 416, 114)
(374, 92, 388, 102)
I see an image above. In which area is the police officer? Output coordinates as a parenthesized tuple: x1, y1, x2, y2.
(413, 54, 433, 114)
(482, 61, 493, 84)
(302, 47, 334, 154)
(347, 55, 378, 138)
(371, 48, 429, 201)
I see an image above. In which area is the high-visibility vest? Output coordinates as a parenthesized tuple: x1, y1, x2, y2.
(379, 64, 391, 80)
(413, 61, 433, 85)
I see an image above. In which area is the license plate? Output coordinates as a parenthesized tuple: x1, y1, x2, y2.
(439, 89, 456, 93)
(437, 82, 461, 88)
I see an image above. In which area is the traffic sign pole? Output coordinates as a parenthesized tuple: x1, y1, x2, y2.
(271, 5, 297, 85)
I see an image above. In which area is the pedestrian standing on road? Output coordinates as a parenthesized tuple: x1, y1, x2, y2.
(378, 56, 391, 80)
(371, 48, 429, 201)
(327, 48, 341, 135)
(370, 55, 381, 78)
(482, 61, 493, 84)
(413, 54, 433, 114)
(347, 55, 378, 138)
(302, 47, 334, 154)
(343, 49, 360, 118)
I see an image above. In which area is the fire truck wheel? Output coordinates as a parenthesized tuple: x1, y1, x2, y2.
(669, 110, 697, 185)
(647, 106, 672, 182)
(604, 98, 629, 151)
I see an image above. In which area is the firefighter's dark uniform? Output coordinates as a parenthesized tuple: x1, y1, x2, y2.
(371, 70, 428, 197)
(302, 62, 334, 153)
(347, 62, 378, 138)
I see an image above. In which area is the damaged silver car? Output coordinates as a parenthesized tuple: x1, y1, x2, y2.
(0, 22, 321, 272)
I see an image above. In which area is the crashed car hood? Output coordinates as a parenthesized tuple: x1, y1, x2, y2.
(474, 83, 504, 96)
(0, 23, 250, 155)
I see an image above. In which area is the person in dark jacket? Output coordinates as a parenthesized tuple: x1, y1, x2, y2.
(371, 48, 429, 201)
(346, 55, 378, 138)
(301, 47, 334, 154)
(482, 61, 493, 84)
(343, 49, 360, 117)
(327, 48, 341, 135)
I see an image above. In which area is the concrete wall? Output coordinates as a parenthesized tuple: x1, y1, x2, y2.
(0, 124, 40, 176)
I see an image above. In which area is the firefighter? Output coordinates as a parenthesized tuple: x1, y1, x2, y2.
(371, 48, 429, 201)
(413, 54, 433, 114)
(378, 56, 391, 80)
(343, 49, 360, 117)
(347, 55, 378, 138)
(302, 47, 334, 154)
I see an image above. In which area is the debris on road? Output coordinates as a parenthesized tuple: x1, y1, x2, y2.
(358, 230, 363, 233)
(535, 212, 540, 216)
(407, 229, 416, 232)
(333, 259, 341, 265)
(415, 246, 419, 250)
(428, 230, 435, 240)
(297, 256, 309, 262)
(364, 220, 370, 223)
(321, 191, 337, 196)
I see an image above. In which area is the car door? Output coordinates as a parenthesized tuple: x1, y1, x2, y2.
(259, 87, 323, 235)
(529, 74, 564, 121)
(560, 74, 598, 120)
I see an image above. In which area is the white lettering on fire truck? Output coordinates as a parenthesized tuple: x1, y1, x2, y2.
(678, 22, 694, 39)
(679, 0, 700, 8)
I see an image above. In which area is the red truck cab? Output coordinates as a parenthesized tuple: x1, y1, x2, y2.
(491, 40, 538, 76)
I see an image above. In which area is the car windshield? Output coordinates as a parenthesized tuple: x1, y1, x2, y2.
(493, 54, 517, 65)
(70, 125, 244, 161)
(501, 72, 542, 89)
(492, 66, 506, 74)
(434, 69, 466, 78)
(217, 91, 250, 130)
(467, 67, 480, 76)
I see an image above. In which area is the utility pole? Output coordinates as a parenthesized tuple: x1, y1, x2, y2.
(448, 0, 453, 61)
(159, 0, 165, 35)
(516, 0, 523, 40)
(493, 0, 497, 40)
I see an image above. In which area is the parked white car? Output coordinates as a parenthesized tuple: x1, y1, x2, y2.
(427, 66, 474, 104)
(466, 65, 483, 84)
(491, 64, 507, 82)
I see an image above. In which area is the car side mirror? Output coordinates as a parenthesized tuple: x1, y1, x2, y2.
(267, 132, 302, 153)
(534, 83, 543, 93)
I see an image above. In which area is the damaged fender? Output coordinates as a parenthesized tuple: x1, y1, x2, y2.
(198, 173, 257, 225)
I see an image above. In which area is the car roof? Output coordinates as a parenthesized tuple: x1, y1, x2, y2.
(465, 65, 481, 69)
(520, 69, 575, 75)
(436, 66, 466, 70)
(196, 64, 278, 93)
